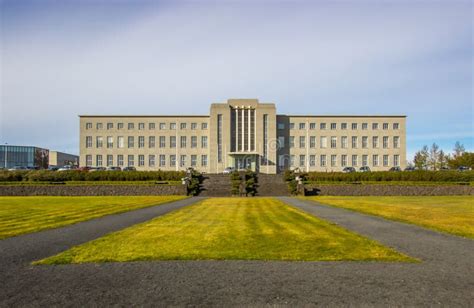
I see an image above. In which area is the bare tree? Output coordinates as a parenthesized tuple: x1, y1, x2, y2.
(413, 145, 429, 170)
(428, 143, 440, 170)
(453, 141, 465, 159)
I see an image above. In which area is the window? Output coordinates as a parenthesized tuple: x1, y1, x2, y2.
(289, 123, 295, 130)
(86, 155, 92, 166)
(96, 136, 103, 148)
(159, 123, 166, 130)
(320, 123, 326, 130)
(299, 123, 305, 130)
(309, 123, 316, 130)
(331, 136, 337, 148)
(107, 123, 113, 130)
(289, 136, 295, 148)
(191, 123, 197, 130)
(217, 114, 222, 163)
(149, 136, 155, 148)
(191, 136, 197, 148)
(86, 123, 92, 129)
(330, 123, 336, 130)
(383, 123, 389, 130)
(201, 155, 208, 167)
(290, 155, 295, 167)
(118, 136, 124, 148)
(352, 123, 358, 130)
(138, 155, 144, 166)
(149, 155, 155, 167)
(341, 123, 347, 130)
(394, 155, 400, 167)
(310, 155, 316, 166)
(96, 123, 103, 130)
(180, 136, 186, 148)
(96, 155, 102, 166)
(362, 123, 368, 130)
(139, 136, 145, 148)
(393, 136, 400, 148)
(138, 123, 145, 130)
(320, 136, 327, 148)
(372, 136, 379, 148)
(149, 123, 155, 130)
(128, 123, 134, 130)
(341, 136, 348, 148)
(383, 155, 389, 167)
(170, 123, 176, 130)
(201, 136, 208, 148)
(128, 136, 134, 148)
(310, 136, 316, 148)
(373, 155, 379, 166)
(331, 155, 337, 167)
(383, 136, 389, 149)
(278, 136, 285, 148)
(86, 136, 92, 148)
(201, 123, 208, 130)
(341, 155, 347, 167)
(299, 155, 305, 167)
(320, 155, 327, 167)
(180, 155, 186, 167)
(352, 155, 358, 167)
(393, 123, 399, 130)
(118, 155, 124, 166)
(362, 155, 368, 167)
(278, 123, 285, 130)
(299, 136, 305, 148)
(191, 155, 197, 167)
(107, 136, 113, 148)
(372, 123, 379, 130)
(351, 136, 358, 148)
(170, 136, 176, 148)
(170, 155, 176, 167)
(128, 155, 134, 166)
(159, 155, 166, 167)
(107, 155, 113, 166)
(362, 136, 368, 148)
(180, 123, 187, 130)
(159, 136, 166, 148)
(118, 123, 124, 129)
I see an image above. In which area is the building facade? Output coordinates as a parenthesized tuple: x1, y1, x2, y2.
(0, 145, 49, 169)
(79, 99, 406, 174)
(49, 151, 79, 167)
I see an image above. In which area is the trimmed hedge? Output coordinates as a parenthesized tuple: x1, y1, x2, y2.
(0, 170, 186, 182)
(305, 170, 474, 183)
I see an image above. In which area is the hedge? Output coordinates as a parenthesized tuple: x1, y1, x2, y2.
(0, 170, 186, 182)
(305, 170, 474, 183)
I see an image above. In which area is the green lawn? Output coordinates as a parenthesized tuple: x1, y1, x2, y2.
(36, 197, 414, 264)
(304, 196, 474, 239)
(0, 196, 186, 239)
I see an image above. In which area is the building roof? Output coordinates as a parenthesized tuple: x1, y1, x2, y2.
(278, 115, 407, 118)
(78, 115, 209, 118)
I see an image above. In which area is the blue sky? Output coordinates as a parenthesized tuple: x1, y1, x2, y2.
(1, 0, 473, 160)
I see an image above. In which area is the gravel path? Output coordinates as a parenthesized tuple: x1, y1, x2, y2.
(1, 196, 473, 306)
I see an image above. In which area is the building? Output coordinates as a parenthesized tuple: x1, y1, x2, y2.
(49, 151, 79, 168)
(0, 145, 49, 169)
(79, 99, 406, 174)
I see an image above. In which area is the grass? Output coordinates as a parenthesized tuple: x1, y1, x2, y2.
(304, 196, 474, 239)
(35, 197, 414, 264)
(0, 196, 186, 239)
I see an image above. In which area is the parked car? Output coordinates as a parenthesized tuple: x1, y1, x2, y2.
(77, 166, 92, 171)
(457, 166, 471, 172)
(106, 166, 121, 171)
(440, 166, 450, 171)
(342, 167, 356, 173)
(48, 166, 59, 171)
(8, 166, 28, 171)
(58, 165, 75, 171)
(389, 166, 402, 172)
(122, 166, 136, 171)
(404, 166, 416, 171)
(223, 167, 235, 174)
(359, 166, 371, 172)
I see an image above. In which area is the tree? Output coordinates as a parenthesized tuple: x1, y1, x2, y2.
(448, 152, 474, 169)
(413, 145, 429, 170)
(438, 150, 449, 169)
(453, 141, 465, 159)
(428, 143, 440, 170)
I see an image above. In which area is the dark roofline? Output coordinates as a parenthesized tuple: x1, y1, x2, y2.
(79, 115, 209, 118)
(278, 115, 407, 118)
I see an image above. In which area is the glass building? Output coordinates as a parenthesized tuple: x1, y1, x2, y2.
(0, 145, 49, 169)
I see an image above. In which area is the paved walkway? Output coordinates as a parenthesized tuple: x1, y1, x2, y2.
(0, 197, 473, 306)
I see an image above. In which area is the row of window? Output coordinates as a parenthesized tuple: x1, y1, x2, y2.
(85, 136, 208, 149)
(86, 122, 208, 131)
(284, 154, 400, 168)
(284, 136, 400, 149)
(86, 154, 208, 168)
(283, 122, 400, 131)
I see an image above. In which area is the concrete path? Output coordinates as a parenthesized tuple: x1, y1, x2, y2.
(1, 196, 473, 306)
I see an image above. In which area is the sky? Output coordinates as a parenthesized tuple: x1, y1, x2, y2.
(1, 0, 473, 160)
